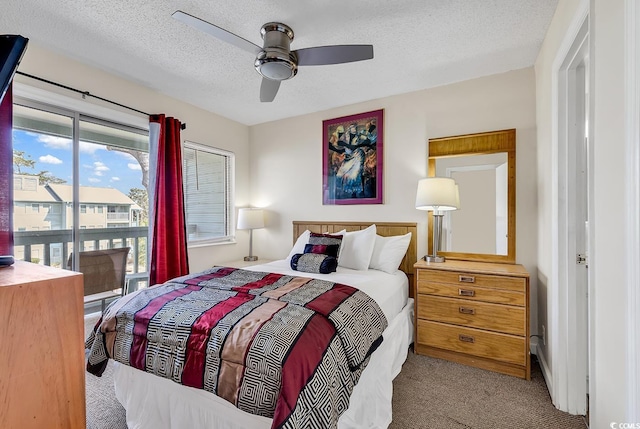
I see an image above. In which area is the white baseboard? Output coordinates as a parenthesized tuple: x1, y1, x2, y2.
(534, 343, 554, 397)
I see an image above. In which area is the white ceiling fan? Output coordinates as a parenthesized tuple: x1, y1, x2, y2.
(172, 10, 374, 102)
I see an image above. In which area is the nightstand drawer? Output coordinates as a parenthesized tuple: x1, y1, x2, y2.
(417, 282, 525, 306)
(417, 295, 525, 335)
(417, 269, 526, 292)
(417, 320, 527, 366)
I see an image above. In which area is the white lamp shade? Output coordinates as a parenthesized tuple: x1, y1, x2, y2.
(237, 208, 265, 230)
(415, 177, 459, 211)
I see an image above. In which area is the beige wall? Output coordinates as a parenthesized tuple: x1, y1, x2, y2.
(14, 42, 252, 272)
(249, 67, 538, 335)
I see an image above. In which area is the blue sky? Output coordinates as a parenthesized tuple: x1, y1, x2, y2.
(13, 129, 145, 196)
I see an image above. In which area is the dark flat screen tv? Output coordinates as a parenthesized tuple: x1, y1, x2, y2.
(0, 35, 28, 105)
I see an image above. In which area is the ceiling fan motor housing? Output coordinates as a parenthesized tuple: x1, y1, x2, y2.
(255, 22, 298, 81)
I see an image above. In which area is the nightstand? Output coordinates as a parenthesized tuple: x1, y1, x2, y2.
(223, 259, 274, 269)
(413, 259, 530, 380)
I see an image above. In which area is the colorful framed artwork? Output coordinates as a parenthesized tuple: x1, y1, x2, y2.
(322, 109, 383, 205)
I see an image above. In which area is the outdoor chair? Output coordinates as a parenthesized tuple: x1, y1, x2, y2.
(68, 247, 130, 312)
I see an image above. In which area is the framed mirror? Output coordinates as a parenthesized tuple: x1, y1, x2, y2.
(427, 129, 516, 264)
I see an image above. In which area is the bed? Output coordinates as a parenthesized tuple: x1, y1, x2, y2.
(86, 221, 417, 429)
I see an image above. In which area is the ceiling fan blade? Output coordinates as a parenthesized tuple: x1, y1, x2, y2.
(260, 78, 281, 102)
(172, 10, 262, 55)
(294, 45, 373, 66)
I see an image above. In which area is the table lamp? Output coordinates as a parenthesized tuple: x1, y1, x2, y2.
(237, 208, 265, 261)
(415, 177, 459, 262)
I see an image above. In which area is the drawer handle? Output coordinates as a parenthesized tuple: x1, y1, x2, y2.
(459, 275, 476, 283)
(458, 288, 475, 297)
(459, 306, 476, 315)
(459, 334, 475, 343)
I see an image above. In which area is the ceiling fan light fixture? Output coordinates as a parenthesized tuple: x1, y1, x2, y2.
(255, 50, 297, 80)
(172, 12, 373, 102)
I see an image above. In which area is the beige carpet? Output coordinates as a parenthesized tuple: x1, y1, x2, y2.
(390, 350, 586, 429)
(84, 316, 586, 429)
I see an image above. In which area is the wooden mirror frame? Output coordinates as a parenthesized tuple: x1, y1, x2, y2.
(428, 128, 516, 264)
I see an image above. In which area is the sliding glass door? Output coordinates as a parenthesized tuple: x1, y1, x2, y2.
(12, 99, 150, 292)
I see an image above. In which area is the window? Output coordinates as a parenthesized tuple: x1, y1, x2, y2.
(182, 141, 234, 244)
(13, 97, 149, 274)
(31, 203, 39, 213)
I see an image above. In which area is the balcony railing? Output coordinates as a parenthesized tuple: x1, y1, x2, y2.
(14, 227, 148, 287)
(106, 212, 130, 221)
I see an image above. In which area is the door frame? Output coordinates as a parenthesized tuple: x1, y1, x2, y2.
(549, 0, 591, 414)
(625, 0, 640, 421)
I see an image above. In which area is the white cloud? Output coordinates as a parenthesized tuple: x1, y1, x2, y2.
(37, 134, 70, 149)
(88, 177, 100, 183)
(39, 154, 62, 164)
(35, 135, 104, 154)
(111, 177, 121, 182)
(128, 163, 142, 171)
(114, 151, 138, 161)
(93, 161, 110, 177)
(94, 161, 110, 172)
(80, 142, 104, 154)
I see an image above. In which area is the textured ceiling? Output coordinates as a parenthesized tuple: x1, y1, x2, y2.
(2, 0, 558, 126)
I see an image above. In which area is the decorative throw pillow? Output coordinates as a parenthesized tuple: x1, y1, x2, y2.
(337, 224, 377, 270)
(290, 253, 338, 274)
(305, 232, 343, 258)
(369, 232, 412, 274)
(286, 230, 311, 261)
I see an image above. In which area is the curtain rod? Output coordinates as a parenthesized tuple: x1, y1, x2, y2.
(15, 71, 187, 130)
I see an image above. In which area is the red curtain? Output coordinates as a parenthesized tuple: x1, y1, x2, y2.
(0, 85, 13, 255)
(148, 114, 189, 285)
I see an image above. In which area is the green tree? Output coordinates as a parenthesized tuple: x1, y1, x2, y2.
(12, 150, 35, 173)
(37, 171, 66, 185)
(12, 150, 66, 185)
(127, 187, 149, 271)
(128, 187, 149, 226)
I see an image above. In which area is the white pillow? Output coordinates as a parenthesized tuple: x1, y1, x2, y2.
(286, 229, 311, 260)
(369, 232, 412, 274)
(337, 224, 377, 270)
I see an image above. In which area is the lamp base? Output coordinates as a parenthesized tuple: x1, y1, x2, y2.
(243, 256, 258, 262)
(423, 255, 445, 263)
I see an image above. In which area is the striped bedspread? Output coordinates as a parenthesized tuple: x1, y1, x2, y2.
(85, 266, 388, 429)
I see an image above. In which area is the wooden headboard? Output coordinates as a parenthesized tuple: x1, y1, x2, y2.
(293, 221, 418, 297)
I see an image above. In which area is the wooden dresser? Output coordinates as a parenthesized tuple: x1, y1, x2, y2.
(0, 261, 86, 429)
(414, 259, 530, 380)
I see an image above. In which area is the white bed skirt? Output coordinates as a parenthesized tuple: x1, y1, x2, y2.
(113, 298, 414, 429)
